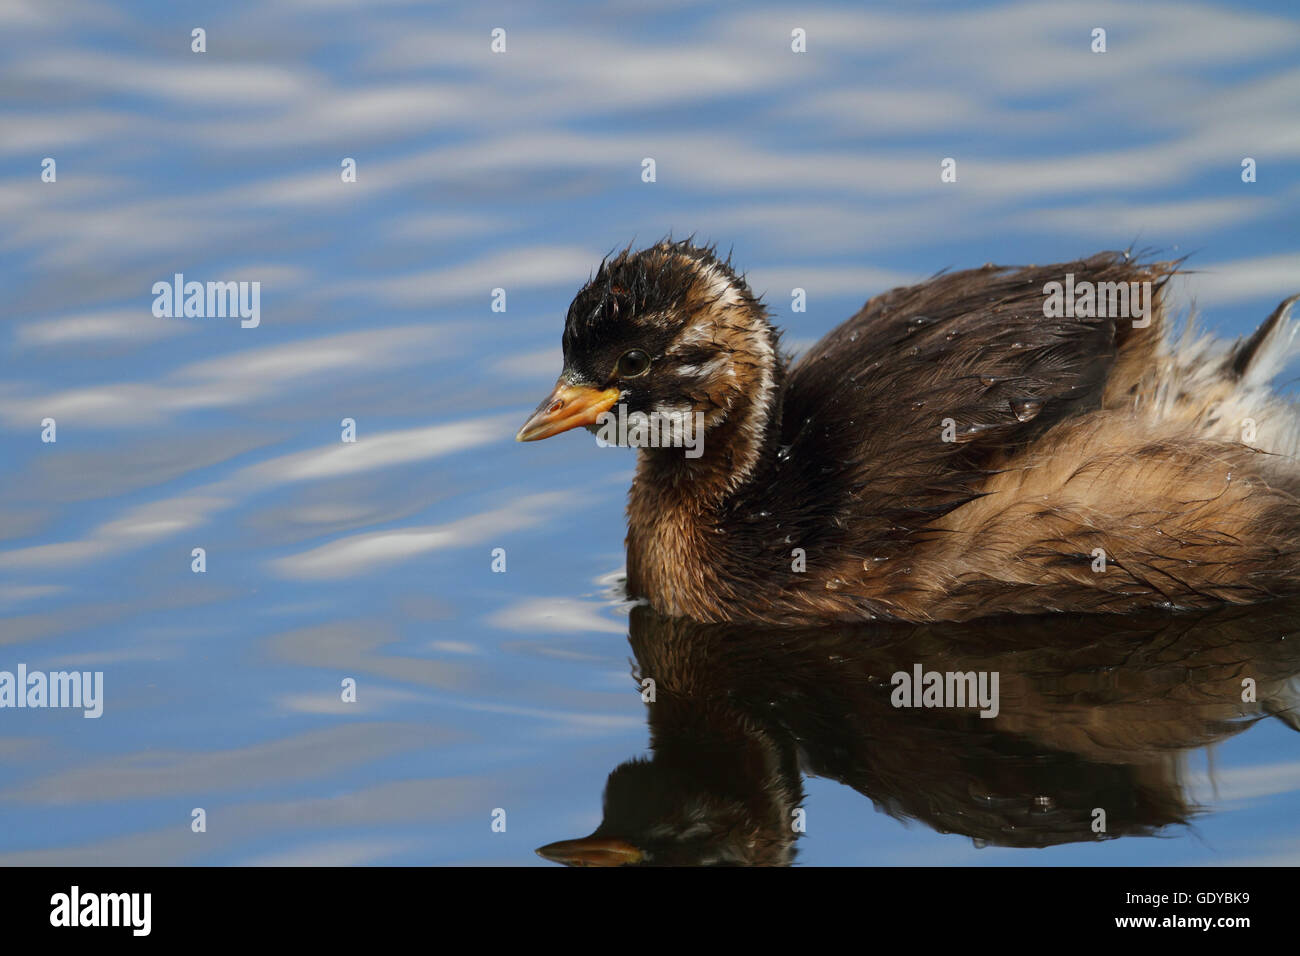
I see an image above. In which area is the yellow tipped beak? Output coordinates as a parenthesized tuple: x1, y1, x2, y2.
(515, 381, 620, 442)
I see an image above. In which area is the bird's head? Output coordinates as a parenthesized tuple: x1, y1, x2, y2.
(515, 239, 778, 451)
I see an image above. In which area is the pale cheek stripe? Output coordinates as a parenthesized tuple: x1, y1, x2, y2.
(667, 320, 715, 354)
(657, 252, 779, 493)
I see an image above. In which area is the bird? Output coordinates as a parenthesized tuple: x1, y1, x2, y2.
(516, 238, 1300, 625)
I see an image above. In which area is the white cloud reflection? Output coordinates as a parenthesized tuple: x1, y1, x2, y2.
(269, 492, 574, 580)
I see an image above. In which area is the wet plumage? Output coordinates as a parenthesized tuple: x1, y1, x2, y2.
(518, 239, 1300, 625)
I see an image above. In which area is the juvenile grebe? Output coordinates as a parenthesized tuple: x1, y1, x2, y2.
(518, 240, 1300, 625)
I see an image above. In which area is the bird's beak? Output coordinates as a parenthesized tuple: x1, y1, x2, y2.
(515, 380, 620, 442)
(535, 836, 645, 866)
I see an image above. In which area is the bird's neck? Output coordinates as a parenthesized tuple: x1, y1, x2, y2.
(637, 345, 783, 504)
(625, 346, 784, 617)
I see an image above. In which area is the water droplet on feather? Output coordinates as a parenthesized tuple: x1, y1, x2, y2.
(1010, 398, 1043, 422)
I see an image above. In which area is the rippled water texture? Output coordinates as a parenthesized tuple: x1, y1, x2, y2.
(2, 0, 1299, 865)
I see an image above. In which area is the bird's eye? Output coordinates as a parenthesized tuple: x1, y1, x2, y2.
(616, 349, 651, 378)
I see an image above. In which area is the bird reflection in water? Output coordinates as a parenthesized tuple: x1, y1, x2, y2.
(537, 600, 1300, 866)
